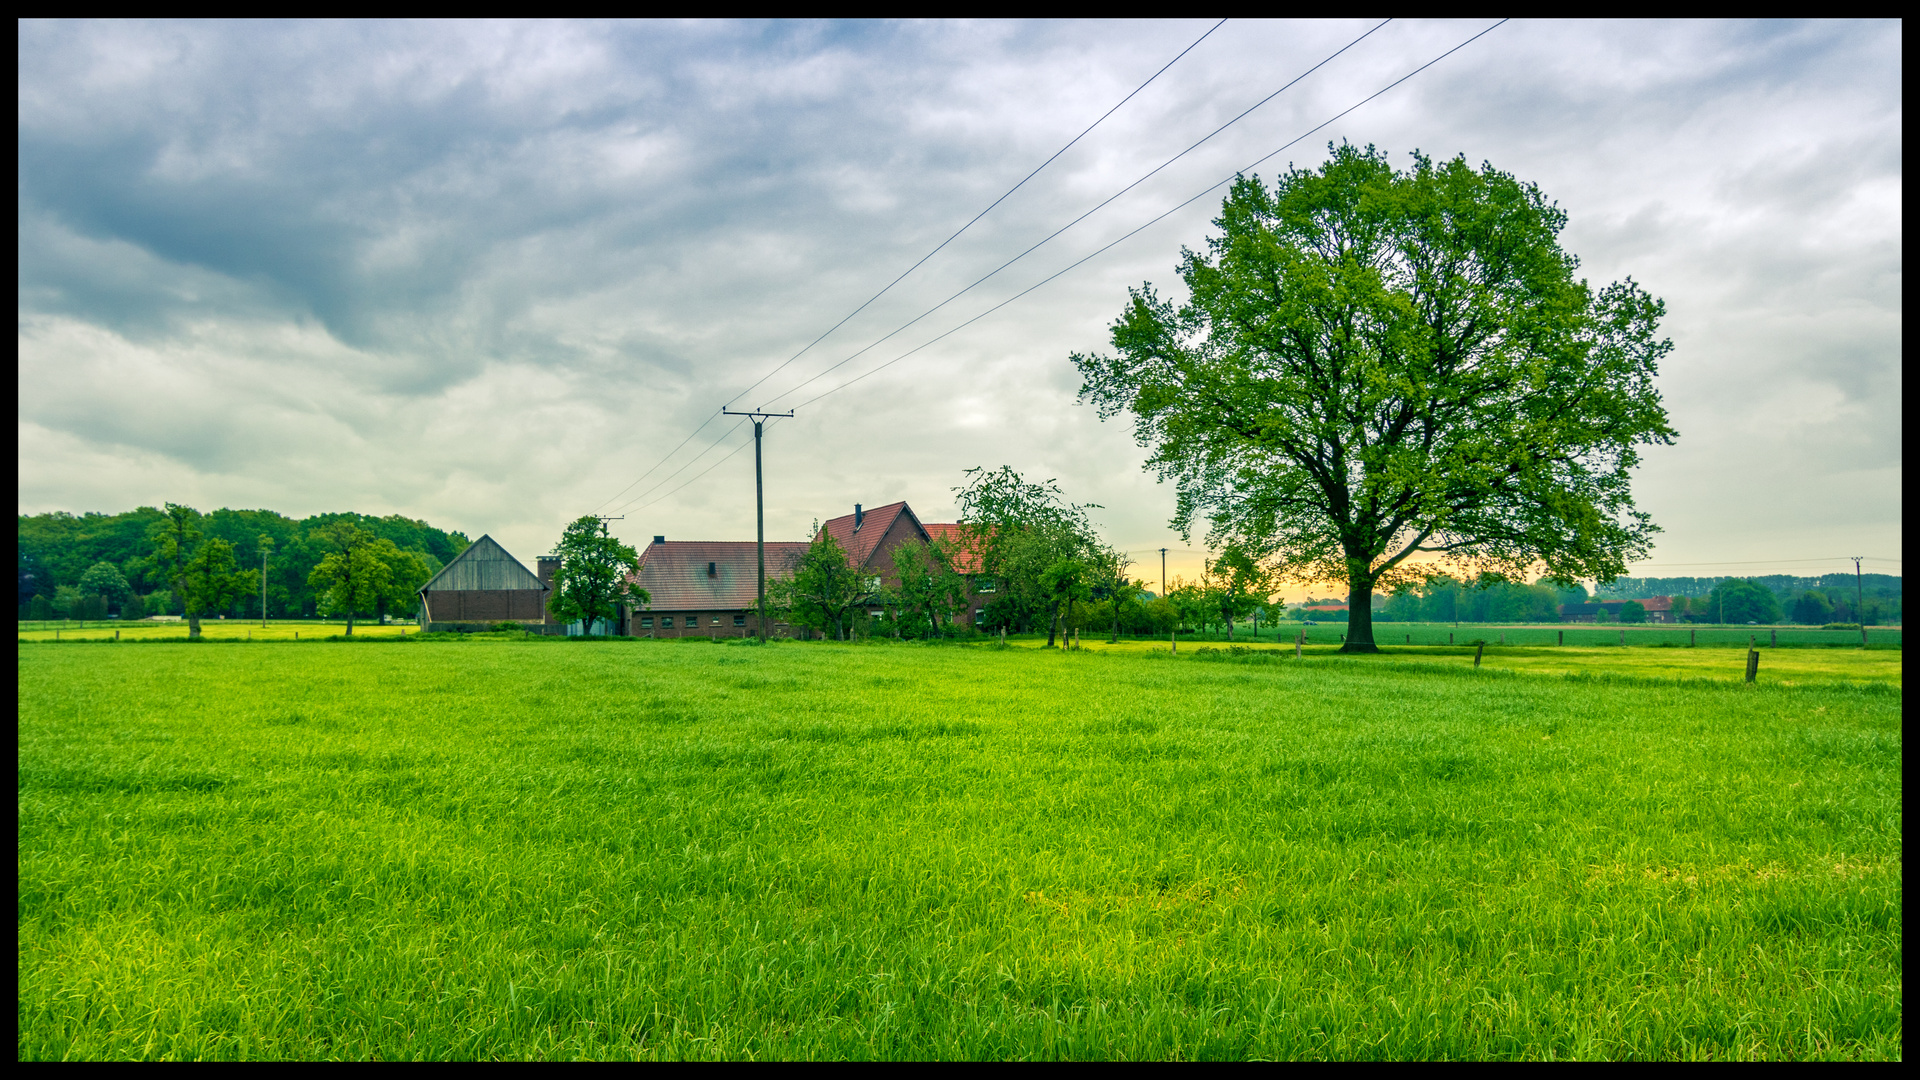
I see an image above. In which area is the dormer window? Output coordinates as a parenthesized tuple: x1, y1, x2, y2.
(707, 562, 717, 578)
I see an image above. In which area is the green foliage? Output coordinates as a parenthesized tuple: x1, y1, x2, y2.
(18, 505, 469, 618)
(1706, 579, 1785, 625)
(76, 562, 133, 610)
(1619, 600, 1648, 624)
(771, 524, 864, 641)
(546, 517, 645, 632)
(890, 538, 969, 639)
(27, 594, 54, 621)
(119, 592, 147, 621)
(1790, 590, 1835, 626)
(954, 466, 1102, 644)
(1072, 144, 1677, 652)
(1381, 576, 1560, 623)
(18, 644, 1901, 1059)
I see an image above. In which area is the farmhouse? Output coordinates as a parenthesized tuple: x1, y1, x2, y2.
(628, 501, 995, 636)
(818, 502, 993, 628)
(416, 534, 552, 629)
(629, 537, 811, 638)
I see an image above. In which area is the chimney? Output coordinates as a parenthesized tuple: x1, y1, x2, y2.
(854, 504, 864, 530)
(653, 535, 665, 544)
(536, 555, 560, 589)
(707, 561, 717, 578)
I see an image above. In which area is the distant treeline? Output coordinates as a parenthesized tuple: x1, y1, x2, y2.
(1593, 574, 1900, 625)
(19, 507, 470, 621)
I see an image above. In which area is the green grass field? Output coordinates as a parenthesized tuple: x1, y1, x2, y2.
(16, 619, 416, 642)
(18, 638, 1901, 1059)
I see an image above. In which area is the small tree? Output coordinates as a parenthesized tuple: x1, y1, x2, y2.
(1619, 600, 1648, 624)
(892, 537, 968, 639)
(77, 562, 134, 615)
(1200, 545, 1276, 642)
(28, 594, 54, 622)
(547, 516, 645, 634)
(1040, 556, 1093, 647)
(772, 524, 863, 640)
(1705, 578, 1782, 625)
(307, 522, 392, 636)
(120, 592, 147, 621)
(147, 503, 248, 638)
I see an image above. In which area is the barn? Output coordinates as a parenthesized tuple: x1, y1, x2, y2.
(417, 534, 552, 629)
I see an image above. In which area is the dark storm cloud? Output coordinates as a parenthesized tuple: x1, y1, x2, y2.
(18, 19, 1901, 580)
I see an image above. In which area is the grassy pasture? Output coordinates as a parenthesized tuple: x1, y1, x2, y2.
(16, 620, 415, 642)
(18, 639, 1901, 1060)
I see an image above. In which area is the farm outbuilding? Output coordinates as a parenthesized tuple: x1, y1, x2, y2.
(417, 534, 551, 629)
(630, 537, 811, 638)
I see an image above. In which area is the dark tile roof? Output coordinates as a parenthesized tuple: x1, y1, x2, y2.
(419, 535, 547, 594)
(818, 501, 927, 569)
(631, 540, 810, 611)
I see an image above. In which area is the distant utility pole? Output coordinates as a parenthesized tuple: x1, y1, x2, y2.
(1852, 556, 1867, 647)
(1160, 548, 1168, 597)
(258, 535, 274, 627)
(723, 409, 795, 643)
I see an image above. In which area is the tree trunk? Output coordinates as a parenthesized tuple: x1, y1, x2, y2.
(1224, 609, 1234, 642)
(1046, 601, 1060, 648)
(1342, 572, 1379, 653)
(188, 614, 201, 639)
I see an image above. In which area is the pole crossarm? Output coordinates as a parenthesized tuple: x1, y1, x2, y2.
(720, 409, 796, 420)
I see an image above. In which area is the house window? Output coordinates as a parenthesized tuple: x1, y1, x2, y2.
(712, 617, 722, 626)
(976, 577, 996, 593)
(867, 576, 881, 591)
(733, 615, 746, 626)
(641, 617, 653, 628)
(661, 617, 675, 628)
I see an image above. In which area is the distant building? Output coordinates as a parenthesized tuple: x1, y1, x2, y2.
(417, 535, 550, 629)
(629, 537, 810, 638)
(1559, 596, 1676, 624)
(623, 500, 1001, 637)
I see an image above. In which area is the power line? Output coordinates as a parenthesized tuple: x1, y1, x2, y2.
(760, 18, 1395, 411)
(602, 417, 749, 517)
(728, 18, 1231, 411)
(783, 19, 1508, 413)
(591, 19, 1229, 515)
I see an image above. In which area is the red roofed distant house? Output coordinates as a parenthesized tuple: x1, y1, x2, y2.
(815, 502, 996, 631)
(624, 500, 998, 638)
(1558, 596, 1676, 623)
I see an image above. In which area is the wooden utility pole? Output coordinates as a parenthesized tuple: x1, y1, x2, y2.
(723, 409, 794, 643)
(259, 535, 274, 628)
(1852, 556, 1867, 647)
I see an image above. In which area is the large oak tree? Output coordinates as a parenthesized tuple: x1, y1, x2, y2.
(1073, 145, 1677, 652)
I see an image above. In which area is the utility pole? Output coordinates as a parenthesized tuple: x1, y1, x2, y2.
(1852, 556, 1867, 647)
(723, 409, 794, 643)
(594, 516, 624, 635)
(259, 535, 274, 628)
(1160, 548, 1168, 597)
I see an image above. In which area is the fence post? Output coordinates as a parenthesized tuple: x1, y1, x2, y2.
(1449, 632, 1453, 645)
(1690, 628, 1695, 647)
(1474, 642, 1484, 668)
(1745, 648, 1759, 683)
(1771, 628, 1777, 647)
(1499, 631, 1505, 646)
(1558, 630, 1564, 646)
(1620, 628, 1625, 646)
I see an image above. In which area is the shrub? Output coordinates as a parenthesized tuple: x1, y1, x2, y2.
(1823, 623, 1862, 632)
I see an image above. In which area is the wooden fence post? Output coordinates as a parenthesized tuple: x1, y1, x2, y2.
(1558, 630, 1564, 646)
(1620, 628, 1625, 646)
(1690, 628, 1695, 647)
(1474, 642, 1484, 668)
(1771, 628, 1776, 647)
(1745, 648, 1759, 683)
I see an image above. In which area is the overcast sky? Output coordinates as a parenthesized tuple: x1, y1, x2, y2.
(18, 19, 1902, 597)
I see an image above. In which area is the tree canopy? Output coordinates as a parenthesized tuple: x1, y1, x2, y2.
(772, 525, 864, 640)
(547, 516, 645, 633)
(1073, 144, 1677, 652)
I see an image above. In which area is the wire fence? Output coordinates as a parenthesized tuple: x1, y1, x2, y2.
(1117, 623, 1902, 648)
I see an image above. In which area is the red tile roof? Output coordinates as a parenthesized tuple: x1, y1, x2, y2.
(817, 501, 926, 569)
(630, 540, 810, 611)
(921, 522, 986, 574)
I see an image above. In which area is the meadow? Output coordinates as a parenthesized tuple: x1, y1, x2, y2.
(18, 637, 1902, 1060)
